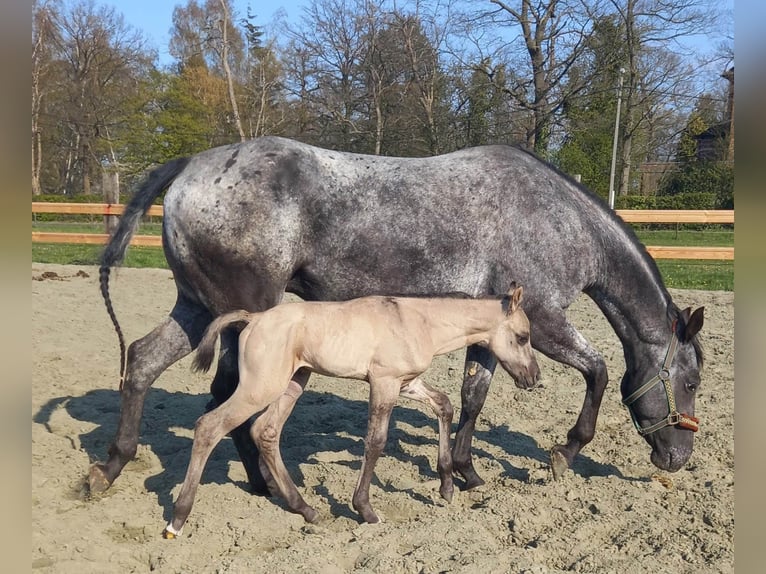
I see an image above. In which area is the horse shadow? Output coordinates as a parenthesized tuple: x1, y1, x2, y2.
(33, 386, 624, 521)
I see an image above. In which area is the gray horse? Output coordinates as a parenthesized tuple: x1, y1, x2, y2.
(91, 136, 704, 497)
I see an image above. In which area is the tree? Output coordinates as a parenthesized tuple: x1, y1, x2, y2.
(170, 0, 247, 142)
(240, 8, 284, 138)
(35, 0, 154, 196)
(602, 0, 716, 196)
(555, 15, 627, 197)
(283, 0, 383, 151)
(393, 7, 450, 155)
(657, 92, 733, 209)
(32, 0, 61, 196)
(459, 0, 594, 156)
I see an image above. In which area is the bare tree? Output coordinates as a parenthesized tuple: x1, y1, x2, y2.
(32, 0, 60, 196)
(602, 0, 717, 194)
(457, 0, 593, 155)
(284, 0, 371, 150)
(394, 1, 450, 154)
(218, 0, 245, 141)
(43, 0, 152, 196)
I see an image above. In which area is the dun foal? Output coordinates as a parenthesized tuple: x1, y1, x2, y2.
(163, 285, 539, 537)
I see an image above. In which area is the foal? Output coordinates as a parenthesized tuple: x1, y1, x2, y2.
(163, 285, 539, 537)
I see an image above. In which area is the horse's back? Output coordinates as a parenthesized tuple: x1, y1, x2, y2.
(162, 137, 611, 311)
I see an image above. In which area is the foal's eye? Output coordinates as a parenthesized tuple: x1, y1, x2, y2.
(516, 335, 529, 346)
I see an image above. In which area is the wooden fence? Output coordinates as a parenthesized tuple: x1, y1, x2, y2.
(32, 203, 735, 260)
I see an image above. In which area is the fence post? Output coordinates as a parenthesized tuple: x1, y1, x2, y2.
(103, 170, 120, 234)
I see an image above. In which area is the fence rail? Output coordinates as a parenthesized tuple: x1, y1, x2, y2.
(32, 203, 734, 260)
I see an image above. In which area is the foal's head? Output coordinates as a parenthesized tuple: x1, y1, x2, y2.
(489, 284, 540, 389)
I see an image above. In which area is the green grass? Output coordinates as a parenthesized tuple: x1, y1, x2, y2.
(634, 229, 734, 247)
(32, 226, 734, 291)
(32, 221, 163, 235)
(32, 243, 169, 268)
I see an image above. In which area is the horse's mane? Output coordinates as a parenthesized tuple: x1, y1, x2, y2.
(513, 145, 670, 300)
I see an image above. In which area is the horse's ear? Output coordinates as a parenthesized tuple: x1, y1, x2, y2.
(679, 306, 704, 342)
(508, 284, 523, 314)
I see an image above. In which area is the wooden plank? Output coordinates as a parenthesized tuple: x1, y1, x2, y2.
(616, 209, 734, 224)
(645, 245, 734, 260)
(32, 202, 164, 216)
(32, 204, 735, 224)
(33, 204, 735, 224)
(31, 232, 732, 259)
(32, 232, 162, 247)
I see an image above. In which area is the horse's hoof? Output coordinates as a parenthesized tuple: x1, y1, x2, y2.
(440, 483, 454, 503)
(550, 448, 570, 481)
(87, 464, 111, 495)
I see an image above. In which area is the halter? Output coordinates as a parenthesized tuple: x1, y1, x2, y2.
(622, 321, 700, 436)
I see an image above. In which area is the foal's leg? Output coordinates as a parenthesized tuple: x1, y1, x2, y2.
(208, 328, 270, 495)
(89, 297, 212, 494)
(452, 345, 497, 490)
(399, 377, 454, 502)
(250, 370, 318, 523)
(352, 377, 400, 524)
(530, 310, 608, 480)
(165, 375, 290, 537)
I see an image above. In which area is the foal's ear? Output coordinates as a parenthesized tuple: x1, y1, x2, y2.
(507, 283, 524, 314)
(678, 306, 704, 342)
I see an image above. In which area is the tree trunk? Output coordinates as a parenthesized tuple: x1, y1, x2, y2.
(219, 0, 246, 142)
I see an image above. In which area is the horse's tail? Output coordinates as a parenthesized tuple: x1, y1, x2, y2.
(99, 157, 190, 388)
(192, 310, 254, 374)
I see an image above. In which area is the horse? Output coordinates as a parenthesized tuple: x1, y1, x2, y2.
(161, 285, 539, 537)
(92, 136, 704, 498)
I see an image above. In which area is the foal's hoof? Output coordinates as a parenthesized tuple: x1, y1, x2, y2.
(162, 523, 183, 539)
(302, 506, 320, 524)
(456, 468, 485, 491)
(550, 448, 570, 481)
(86, 463, 111, 495)
(440, 482, 454, 503)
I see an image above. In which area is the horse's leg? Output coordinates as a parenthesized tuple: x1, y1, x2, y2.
(399, 377, 454, 502)
(164, 383, 280, 538)
(207, 328, 270, 495)
(452, 344, 497, 490)
(352, 377, 399, 524)
(249, 371, 318, 523)
(531, 310, 608, 480)
(89, 298, 211, 494)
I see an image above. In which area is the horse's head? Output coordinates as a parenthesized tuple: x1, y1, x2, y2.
(621, 306, 705, 472)
(489, 284, 540, 389)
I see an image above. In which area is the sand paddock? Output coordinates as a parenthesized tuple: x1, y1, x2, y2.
(32, 264, 733, 573)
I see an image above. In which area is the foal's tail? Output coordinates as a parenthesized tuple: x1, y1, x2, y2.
(99, 157, 190, 389)
(192, 310, 254, 373)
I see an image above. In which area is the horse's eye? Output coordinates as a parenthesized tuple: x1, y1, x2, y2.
(685, 381, 699, 393)
(516, 335, 529, 346)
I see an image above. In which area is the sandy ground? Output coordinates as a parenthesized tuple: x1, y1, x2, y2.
(31, 264, 734, 573)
